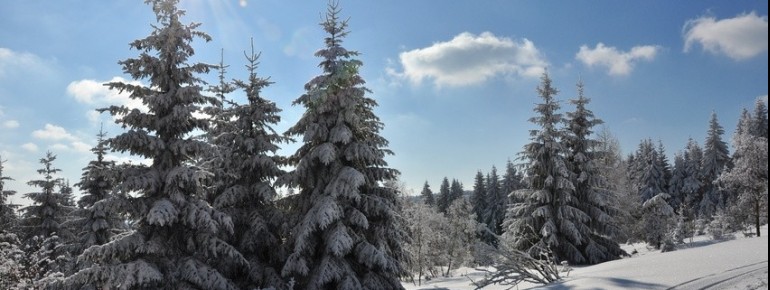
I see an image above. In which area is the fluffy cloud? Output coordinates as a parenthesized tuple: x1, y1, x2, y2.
(50, 143, 69, 151)
(71, 141, 93, 153)
(28, 123, 95, 154)
(21, 143, 38, 152)
(0, 47, 54, 78)
(31, 123, 78, 141)
(683, 12, 768, 60)
(67, 77, 147, 117)
(576, 43, 660, 76)
(2, 120, 19, 129)
(389, 32, 548, 87)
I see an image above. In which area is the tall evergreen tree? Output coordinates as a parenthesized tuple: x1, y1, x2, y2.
(278, 3, 406, 289)
(21, 152, 69, 240)
(420, 181, 435, 207)
(471, 171, 487, 225)
(502, 159, 524, 203)
(562, 80, 625, 264)
(504, 72, 585, 264)
(681, 139, 706, 217)
(207, 40, 288, 289)
(720, 107, 768, 237)
(63, 1, 244, 288)
(635, 139, 666, 202)
(449, 179, 464, 202)
(734, 109, 752, 141)
(656, 141, 672, 194)
(437, 177, 451, 214)
(751, 98, 768, 138)
(668, 152, 686, 211)
(701, 112, 730, 210)
(594, 127, 636, 242)
(69, 127, 122, 264)
(484, 166, 505, 237)
(21, 151, 72, 285)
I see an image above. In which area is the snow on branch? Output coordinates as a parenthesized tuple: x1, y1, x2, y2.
(471, 244, 560, 289)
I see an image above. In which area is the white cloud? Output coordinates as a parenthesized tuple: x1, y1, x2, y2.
(21, 143, 38, 152)
(71, 141, 92, 153)
(67, 77, 147, 117)
(0, 47, 54, 78)
(683, 12, 768, 60)
(2, 120, 19, 129)
(50, 143, 69, 151)
(31, 124, 78, 141)
(576, 43, 660, 76)
(389, 32, 548, 87)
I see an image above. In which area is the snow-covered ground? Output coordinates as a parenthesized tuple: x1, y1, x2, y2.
(403, 226, 768, 290)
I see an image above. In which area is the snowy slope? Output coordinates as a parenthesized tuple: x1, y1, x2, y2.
(403, 226, 768, 290)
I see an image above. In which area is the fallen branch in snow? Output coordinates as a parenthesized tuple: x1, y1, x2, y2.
(470, 244, 560, 289)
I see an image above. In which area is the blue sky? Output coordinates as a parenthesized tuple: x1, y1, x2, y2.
(0, 0, 767, 204)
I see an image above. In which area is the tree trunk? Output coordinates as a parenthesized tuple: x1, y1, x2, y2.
(755, 201, 761, 237)
(445, 258, 452, 277)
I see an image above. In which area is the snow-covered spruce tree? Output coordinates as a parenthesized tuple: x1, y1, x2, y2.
(1, 158, 25, 289)
(671, 204, 694, 244)
(21, 151, 73, 286)
(472, 171, 497, 247)
(69, 127, 122, 262)
(668, 152, 686, 211)
(484, 166, 505, 237)
(0, 157, 19, 231)
(22, 152, 70, 240)
(634, 139, 666, 202)
(719, 109, 768, 237)
(751, 98, 768, 139)
(701, 112, 731, 211)
(641, 193, 675, 250)
(59, 180, 75, 208)
(436, 177, 452, 214)
(593, 127, 638, 242)
(502, 159, 524, 204)
(449, 179, 464, 202)
(471, 171, 487, 225)
(681, 139, 706, 217)
(420, 181, 435, 207)
(656, 141, 672, 194)
(0, 230, 26, 289)
(61, 1, 245, 289)
(278, 3, 406, 289)
(198, 49, 236, 204)
(207, 40, 288, 289)
(504, 72, 585, 264)
(562, 80, 625, 264)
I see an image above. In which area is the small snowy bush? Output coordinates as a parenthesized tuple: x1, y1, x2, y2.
(708, 212, 735, 241)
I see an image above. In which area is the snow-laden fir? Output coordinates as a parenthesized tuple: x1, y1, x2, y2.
(276, 2, 407, 289)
